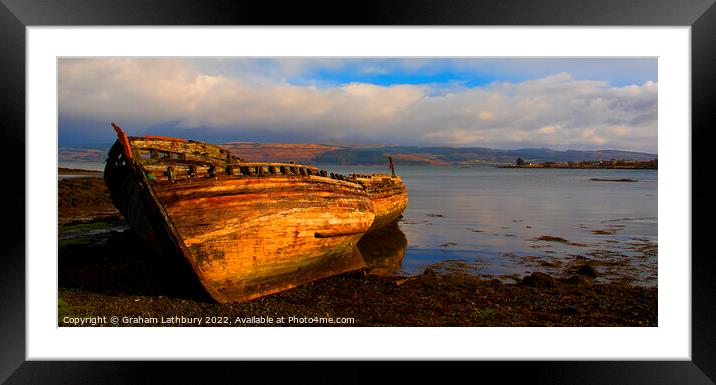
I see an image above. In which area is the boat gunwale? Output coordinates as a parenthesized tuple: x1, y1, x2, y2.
(128, 136, 367, 188)
(148, 173, 373, 191)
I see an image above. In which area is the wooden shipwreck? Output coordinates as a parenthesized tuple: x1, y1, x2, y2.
(104, 123, 408, 303)
(353, 158, 408, 232)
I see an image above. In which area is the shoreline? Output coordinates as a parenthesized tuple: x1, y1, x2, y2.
(500, 165, 657, 170)
(59, 269, 656, 327)
(57, 177, 657, 327)
(59, 167, 104, 175)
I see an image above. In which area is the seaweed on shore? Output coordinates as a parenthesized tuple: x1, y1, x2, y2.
(591, 229, 616, 235)
(58, 268, 657, 327)
(534, 235, 586, 247)
(590, 178, 638, 182)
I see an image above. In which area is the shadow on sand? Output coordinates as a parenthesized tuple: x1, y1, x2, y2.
(59, 223, 212, 302)
(59, 219, 409, 302)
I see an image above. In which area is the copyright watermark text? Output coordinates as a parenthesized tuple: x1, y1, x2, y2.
(60, 315, 355, 326)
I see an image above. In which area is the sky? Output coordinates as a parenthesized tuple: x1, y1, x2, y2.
(58, 58, 657, 153)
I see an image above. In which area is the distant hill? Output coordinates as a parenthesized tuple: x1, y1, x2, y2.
(310, 146, 656, 166)
(220, 142, 340, 163)
(59, 142, 656, 166)
(58, 145, 111, 163)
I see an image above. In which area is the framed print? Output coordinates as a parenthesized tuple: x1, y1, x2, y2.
(3, 0, 716, 383)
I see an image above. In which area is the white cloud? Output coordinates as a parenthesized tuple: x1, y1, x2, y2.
(539, 125, 558, 134)
(479, 111, 495, 121)
(59, 59, 657, 152)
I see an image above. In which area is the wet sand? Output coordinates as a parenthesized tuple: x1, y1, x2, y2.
(58, 177, 120, 224)
(59, 167, 104, 175)
(58, 175, 657, 327)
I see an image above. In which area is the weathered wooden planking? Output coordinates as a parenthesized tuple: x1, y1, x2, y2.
(109, 138, 373, 303)
(140, 156, 356, 186)
(130, 137, 230, 164)
(355, 174, 408, 232)
(104, 141, 224, 301)
(105, 126, 410, 302)
(152, 175, 374, 302)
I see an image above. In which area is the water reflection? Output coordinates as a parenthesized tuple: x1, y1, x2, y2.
(358, 221, 407, 276)
(336, 165, 657, 286)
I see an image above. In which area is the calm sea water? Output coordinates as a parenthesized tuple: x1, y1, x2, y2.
(60, 161, 657, 285)
(59, 160, 106, 171)
(333, 165, 657, 286)
(58, 160, 106, 180)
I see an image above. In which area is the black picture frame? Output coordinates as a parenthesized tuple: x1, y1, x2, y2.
(2, 0, 715, 383)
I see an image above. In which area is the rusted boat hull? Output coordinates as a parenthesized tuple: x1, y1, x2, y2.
(104, 131, 375, 303)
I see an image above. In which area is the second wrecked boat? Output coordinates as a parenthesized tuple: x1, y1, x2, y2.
(104, 123, 407, 303)
(353, 157, 408, 232)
